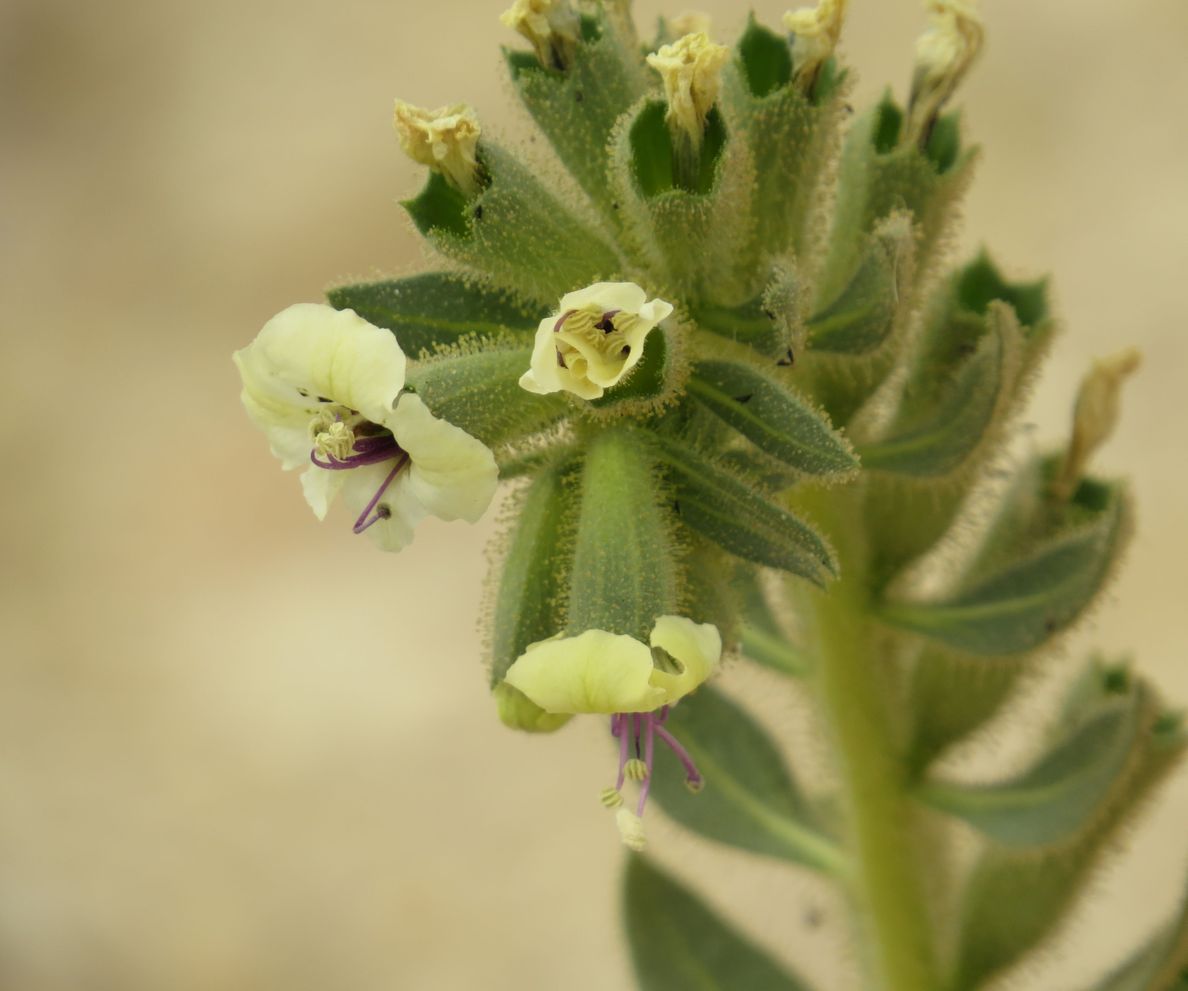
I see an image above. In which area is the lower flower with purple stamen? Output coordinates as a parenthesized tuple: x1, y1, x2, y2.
(502, 615, 721, 850)
(234, 303, 498, 551)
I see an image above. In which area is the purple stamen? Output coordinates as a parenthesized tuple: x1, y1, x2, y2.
(553, 309, 576, 333)
(615, 713, 631, 791)
(636, 713, 656, 816)
(351, 453, 409, 535)
(655, 723, 703, 789)
(310, 442, 402, 471)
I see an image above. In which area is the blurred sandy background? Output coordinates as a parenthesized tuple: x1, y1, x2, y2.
(1, 0, 1185, 988)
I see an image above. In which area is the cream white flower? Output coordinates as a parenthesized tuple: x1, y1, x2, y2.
(518, 282, 674, 400)
(393, 101, 483, 196)
(905, 0, 984, 143)
(502, 615, 719, 849)
(500, 0, 581, 69)
(233, 303, 498, 551)
(783, 0, 847, 86)
(646, 33, 729, 152)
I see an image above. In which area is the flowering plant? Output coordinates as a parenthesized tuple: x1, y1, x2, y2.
(235, 2, 1186, 988)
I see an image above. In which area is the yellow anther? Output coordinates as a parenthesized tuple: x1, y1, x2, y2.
(1052, 348, 1141, 500)
(625, 758, 650, 782)
(600, 787, 624, 809)
(685, 776, 705, 794)
(616, 808, 648, 851)
(308, 410, 356, 461)
(393, 101, 483, 196)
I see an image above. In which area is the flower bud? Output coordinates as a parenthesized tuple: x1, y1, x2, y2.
(393, 101, 483, 196)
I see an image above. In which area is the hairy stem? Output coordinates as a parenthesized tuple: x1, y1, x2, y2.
(794, 493, 939, 991)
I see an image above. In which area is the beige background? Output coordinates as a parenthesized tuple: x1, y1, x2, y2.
(2, 0, 1186, 988)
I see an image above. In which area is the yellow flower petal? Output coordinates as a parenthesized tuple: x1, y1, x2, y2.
(519, 282, 674, 400)
(393, 101, 482, 196)
(648, 615, 721, 701)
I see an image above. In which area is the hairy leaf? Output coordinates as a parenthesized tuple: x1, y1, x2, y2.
(625, 856, 815, 991)
(651, 686, 842, 871)
(655, 435, 837, 583)
(688, 360, 857, 477)
(327, 272, 546, 356)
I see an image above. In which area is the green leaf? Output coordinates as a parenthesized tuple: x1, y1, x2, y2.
(624, 856, 815, 991)
(405, 342, 567, 448)
(566, 429, 680, 639)
(949, 675, 1186, 990)
(806, 214, 912, 356)
(919, 692, 1144, 848)
(504, 5, 651, 220)
(802, 213, 915, 427)
(650, 686, 842, 872)
(489, 458, 577, 686)
(327, 272, 546, 356)
(879, 477, 1131, 655)
(654, 435, 837, 584)
(858, 301, 1022, 477)
(688, 360, 857, 478)
(404, 143, 623, 304)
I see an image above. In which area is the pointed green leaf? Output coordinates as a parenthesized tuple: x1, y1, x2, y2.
(858, 301, 1022, 477)
(950, 675, 1186, 990)
(625, 856, 815, 991)
(505, 7, 651, 220)
(650, 686, 842, 872)
(654, 435, 837, 583)
(566, 430, 679, 639)
(879, 478, 1130, 655)
(405, 342, 567, 447)
(919, 692, 1143, 848)
(688, 360, 857, 478)
(807, 215, 912, 356)
(692, 263, 801, 359)
(736, 16, 791, 98)
(404, 143, 622, 304)
(327, 272, 546, 356)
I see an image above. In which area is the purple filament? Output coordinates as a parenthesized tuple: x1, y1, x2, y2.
(636, 714, 656, 816)
(608, 705, 703, 816)
(352, 454, 409, 534)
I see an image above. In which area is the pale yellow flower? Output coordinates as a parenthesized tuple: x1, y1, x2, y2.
(503, 616, 720, 715)
(393, 101, 483, 196)
(234, 303, 498, 551)
(518, 282, 674, 400)
(782, 0, 847, 85)
(646, 33, 729, 152)
(499, 0, 581, 69)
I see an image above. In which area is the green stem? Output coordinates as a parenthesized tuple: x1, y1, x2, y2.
(794, 495, 939, 991)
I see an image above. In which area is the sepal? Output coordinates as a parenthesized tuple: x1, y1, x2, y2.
(403, 143, 622, 303)
(504, 5, 651, 220)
